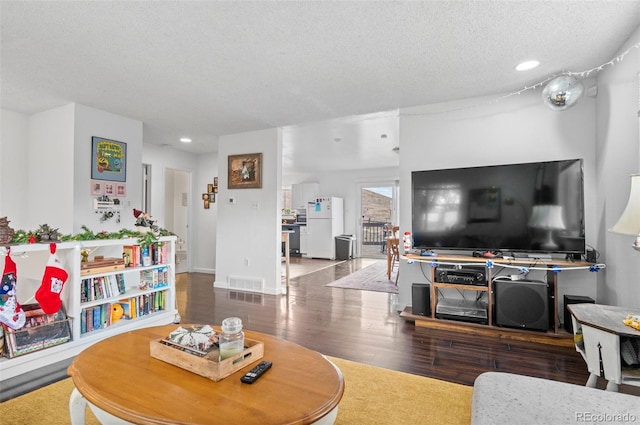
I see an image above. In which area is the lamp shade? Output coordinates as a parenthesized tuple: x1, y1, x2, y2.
(611, 173, 640, 236)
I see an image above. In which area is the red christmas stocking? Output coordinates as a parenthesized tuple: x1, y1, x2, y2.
(0, 250, 26, 330)
(35, 243, 69, 314)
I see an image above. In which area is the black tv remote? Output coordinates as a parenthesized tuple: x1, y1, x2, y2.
(240, 361, 272, 384)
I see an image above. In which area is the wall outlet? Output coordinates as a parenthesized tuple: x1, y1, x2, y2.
(228, 197, 236, 205)
(244, 258, 250, 266)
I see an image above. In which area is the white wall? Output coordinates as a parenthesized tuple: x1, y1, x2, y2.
(29, 104, 76, 233)
(397, 85, 599, 312)
(194, 152, 219, 273)
(300, 166, 399, 238)
(596, 27, 640, 309)
(0, 109, 29, 229)
(215, 128, 282, 294)
(142, 144, 220, 273)
(1, 103, 143, 236)
(73, 104, 143, 234)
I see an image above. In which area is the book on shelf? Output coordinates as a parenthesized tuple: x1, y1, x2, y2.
(150, 244, 169, 265)
(80, 309, 87, 334)
(124, 243, 169, 268)
(92, 305, 101, 331)
(80, 303, 112, 334)
(86, 308, 93, 333)
(116, 273, 126, 293)
(81, 273, 127, 304)
(118, 301, 133, 320)
(141, 246, 150, 266)
(139, 267, 169, 289)
(123, 245, 141, 268)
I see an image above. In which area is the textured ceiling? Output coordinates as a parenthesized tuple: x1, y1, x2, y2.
(2, 1, 640, 173)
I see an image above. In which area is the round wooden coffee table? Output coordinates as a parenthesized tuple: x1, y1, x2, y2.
(68, 325, 344, 424)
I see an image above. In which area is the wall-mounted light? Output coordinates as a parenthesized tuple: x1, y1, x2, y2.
(180, 137, 192, 143)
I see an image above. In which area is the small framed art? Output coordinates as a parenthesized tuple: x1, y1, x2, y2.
(228, 153, 262, 189)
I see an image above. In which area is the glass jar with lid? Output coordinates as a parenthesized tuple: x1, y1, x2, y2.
(219, 317, 244, 360)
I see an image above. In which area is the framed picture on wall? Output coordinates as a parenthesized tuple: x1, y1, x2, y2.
(104, 183, 115, 197)
(228, 153, 262, 189)
(90, 180, 104, 196)
(91, 136, 127, 182)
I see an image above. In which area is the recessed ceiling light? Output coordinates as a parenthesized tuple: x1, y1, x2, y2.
(515, 60, 540, 72)
(180, 137, 192, 143)
(333, 137, 342, 142)
(380, 134, 387, 139)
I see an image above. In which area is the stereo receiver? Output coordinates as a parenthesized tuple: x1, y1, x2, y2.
(435, 265, 487, 286)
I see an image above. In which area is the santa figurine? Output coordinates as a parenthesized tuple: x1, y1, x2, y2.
(133, 208, 154, 228)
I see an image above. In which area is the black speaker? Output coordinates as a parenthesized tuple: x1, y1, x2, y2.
(494, 280, 550, 331)
(563, 295, 595, 333)
(412, 283, 431, 316)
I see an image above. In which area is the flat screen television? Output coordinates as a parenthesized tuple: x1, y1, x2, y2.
(411, 159, 585, 255)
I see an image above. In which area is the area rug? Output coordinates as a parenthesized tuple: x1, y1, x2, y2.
(0, 356, 472, 425)
(325, 260, 398, 293)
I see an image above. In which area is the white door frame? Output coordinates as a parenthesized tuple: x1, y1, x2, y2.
(355, 180, 399, 258)
(164, 167, 193, 273)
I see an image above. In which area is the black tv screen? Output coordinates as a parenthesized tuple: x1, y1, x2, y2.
(411, 159, 585, 255)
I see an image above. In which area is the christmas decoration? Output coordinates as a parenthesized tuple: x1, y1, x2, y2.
(35, 243, 69, 314)
(133, 208, 157, 230)
(0, 250, 26, 330)
(35, 224, 61, 242)
(542, 75, 584, 111)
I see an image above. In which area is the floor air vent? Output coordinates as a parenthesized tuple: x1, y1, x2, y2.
(228, 276, 265, 293)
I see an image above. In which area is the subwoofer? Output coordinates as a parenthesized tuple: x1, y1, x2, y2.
(412, 283, 431, 316)
(494, 280, 549, 331)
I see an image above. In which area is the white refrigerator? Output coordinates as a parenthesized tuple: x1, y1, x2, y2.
(306, 197, 344, 259)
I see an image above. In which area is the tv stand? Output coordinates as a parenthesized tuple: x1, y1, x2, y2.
(401, 254, 599, 346)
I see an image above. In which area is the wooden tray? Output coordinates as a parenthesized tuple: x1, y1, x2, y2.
(149, 336, 263, 381)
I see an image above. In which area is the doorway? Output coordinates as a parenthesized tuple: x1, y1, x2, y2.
(164, 168, 191, 274)
(358, 181, 398, 258)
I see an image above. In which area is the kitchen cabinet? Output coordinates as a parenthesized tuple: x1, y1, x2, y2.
(300, 225, 308, 256)
(292, 183, 319, 210)
(282, 225, 301, 256)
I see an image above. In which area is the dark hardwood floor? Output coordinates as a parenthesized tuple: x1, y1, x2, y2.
(178, 258, 640, 395)
(2, 257, 637, 402)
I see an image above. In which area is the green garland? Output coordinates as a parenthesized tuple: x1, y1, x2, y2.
(11, 224, 174, 248)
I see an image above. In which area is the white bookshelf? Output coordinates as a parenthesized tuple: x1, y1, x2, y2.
(0, 236, 177, 382)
